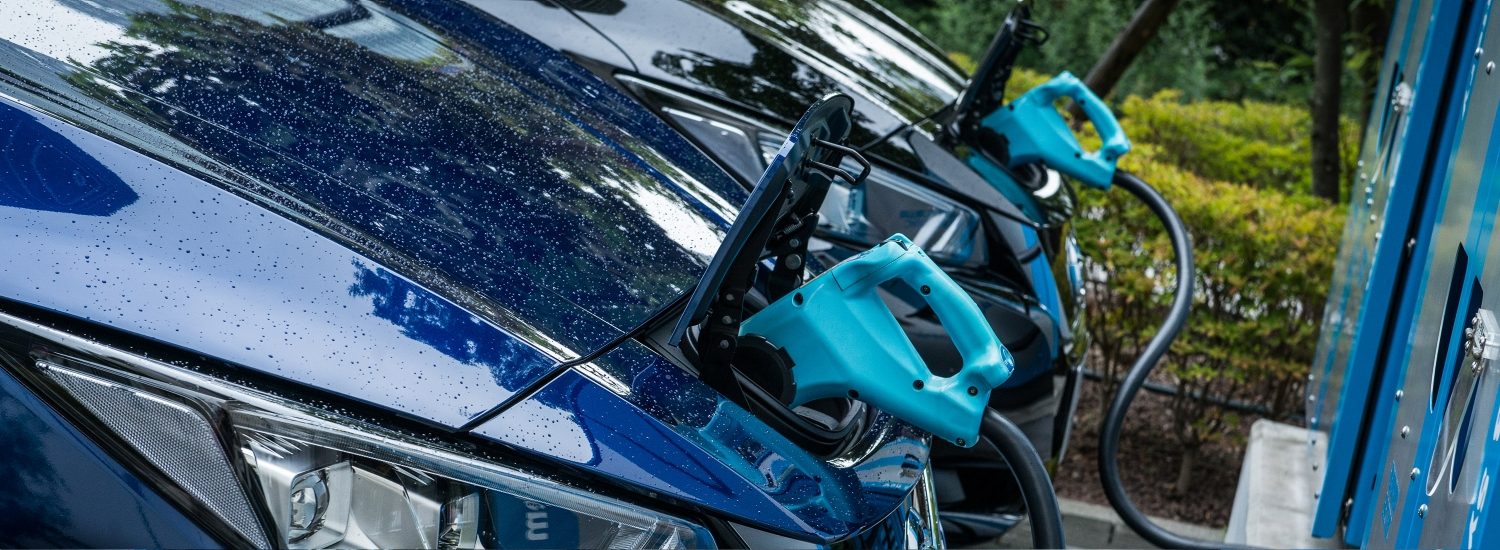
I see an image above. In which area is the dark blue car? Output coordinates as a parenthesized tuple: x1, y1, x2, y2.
(492, 1, 1087, 540)
(0, 0, 941, 547)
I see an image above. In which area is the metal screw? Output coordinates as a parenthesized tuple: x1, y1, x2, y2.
(1401, 426, 1410, 438)
(956, 438, 966, 446)
(1418, 504, 1428, 518)
(788, 238, 801, 247)
(1308, 394, 1317, 402)
(968, 386, 979, 396)
(1411, 467, 1420, 479)
(718, 339, 730, 350)
(1396, 389, 1405, 401)
(1477, 47, 1485, 59)
(1487, 61, 1495, 74)
(786, 254, 803, 270)
(721, 315, 733, 325)
(724, 293, 736, 302)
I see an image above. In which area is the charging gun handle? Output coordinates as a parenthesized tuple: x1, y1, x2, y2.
(982, 71, 1130, 190)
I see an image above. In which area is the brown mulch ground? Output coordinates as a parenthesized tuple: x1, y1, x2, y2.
(1052, 378, 1262, 528)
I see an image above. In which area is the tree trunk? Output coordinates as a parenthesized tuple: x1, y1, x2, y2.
(1082, 0, 1183, 100)
(1310, 0, 1348, 203)
(1174, 444, 1199, 495)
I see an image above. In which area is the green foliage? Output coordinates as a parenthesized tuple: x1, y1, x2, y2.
(1029, 0, 1214, 100)
(1075, 133, 1345, 462)
(877, 0, 1389, 116)
(1118, 90, 1361, 196)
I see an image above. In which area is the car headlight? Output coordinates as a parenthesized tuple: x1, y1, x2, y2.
(18, 320, 714, 549)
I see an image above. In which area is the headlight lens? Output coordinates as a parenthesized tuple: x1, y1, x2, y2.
(233, 408, 711, 550)
(27, 348, 714, 550)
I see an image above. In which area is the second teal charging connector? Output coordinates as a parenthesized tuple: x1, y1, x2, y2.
(981, 71, 1130, 190)
(740, 234, 1014, 447)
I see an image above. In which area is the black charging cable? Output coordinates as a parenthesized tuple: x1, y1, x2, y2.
(1097, 171, 1250, 550)
(980, 408, 1066, 549)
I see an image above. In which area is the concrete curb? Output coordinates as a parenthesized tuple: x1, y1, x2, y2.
(986, 497, 1226, 548)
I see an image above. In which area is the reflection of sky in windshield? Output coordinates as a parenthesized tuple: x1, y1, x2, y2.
(0, 0, 748, 350)
(0, 1, 132, 64)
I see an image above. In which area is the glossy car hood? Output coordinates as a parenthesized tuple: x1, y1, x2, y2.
(0, 0, 748, 423)
(534, 0, 965, 146)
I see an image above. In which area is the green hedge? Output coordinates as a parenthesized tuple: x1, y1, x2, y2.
(1118, 90, 1361, 198)
(1073, 109, 1345, 491)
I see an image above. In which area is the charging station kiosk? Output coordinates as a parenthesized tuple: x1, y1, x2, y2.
(1308, 0, 1500, 546)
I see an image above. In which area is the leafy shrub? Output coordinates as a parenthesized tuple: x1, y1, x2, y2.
(1119, 91, 1361, 197)
(1074, 141, 1345, 492)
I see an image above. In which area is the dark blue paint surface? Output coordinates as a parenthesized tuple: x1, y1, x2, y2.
(0, 97, 557, 427)
(0, 362, 221, 548)
(475, 340, 928, 541)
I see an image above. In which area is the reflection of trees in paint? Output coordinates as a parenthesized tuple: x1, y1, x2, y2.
(0, 102, 136, 216)
(650, 46, 879, 143)
(0, 385, 72, 547)
(60, 0, 735, 331)
(347, 261, 551, 390)
(544, 0, 625, 15)
(648, 0, 954, 140)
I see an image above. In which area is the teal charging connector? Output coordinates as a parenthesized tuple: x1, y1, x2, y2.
(740, 234, 1014, 447)
(981, 71, 1130, 189)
